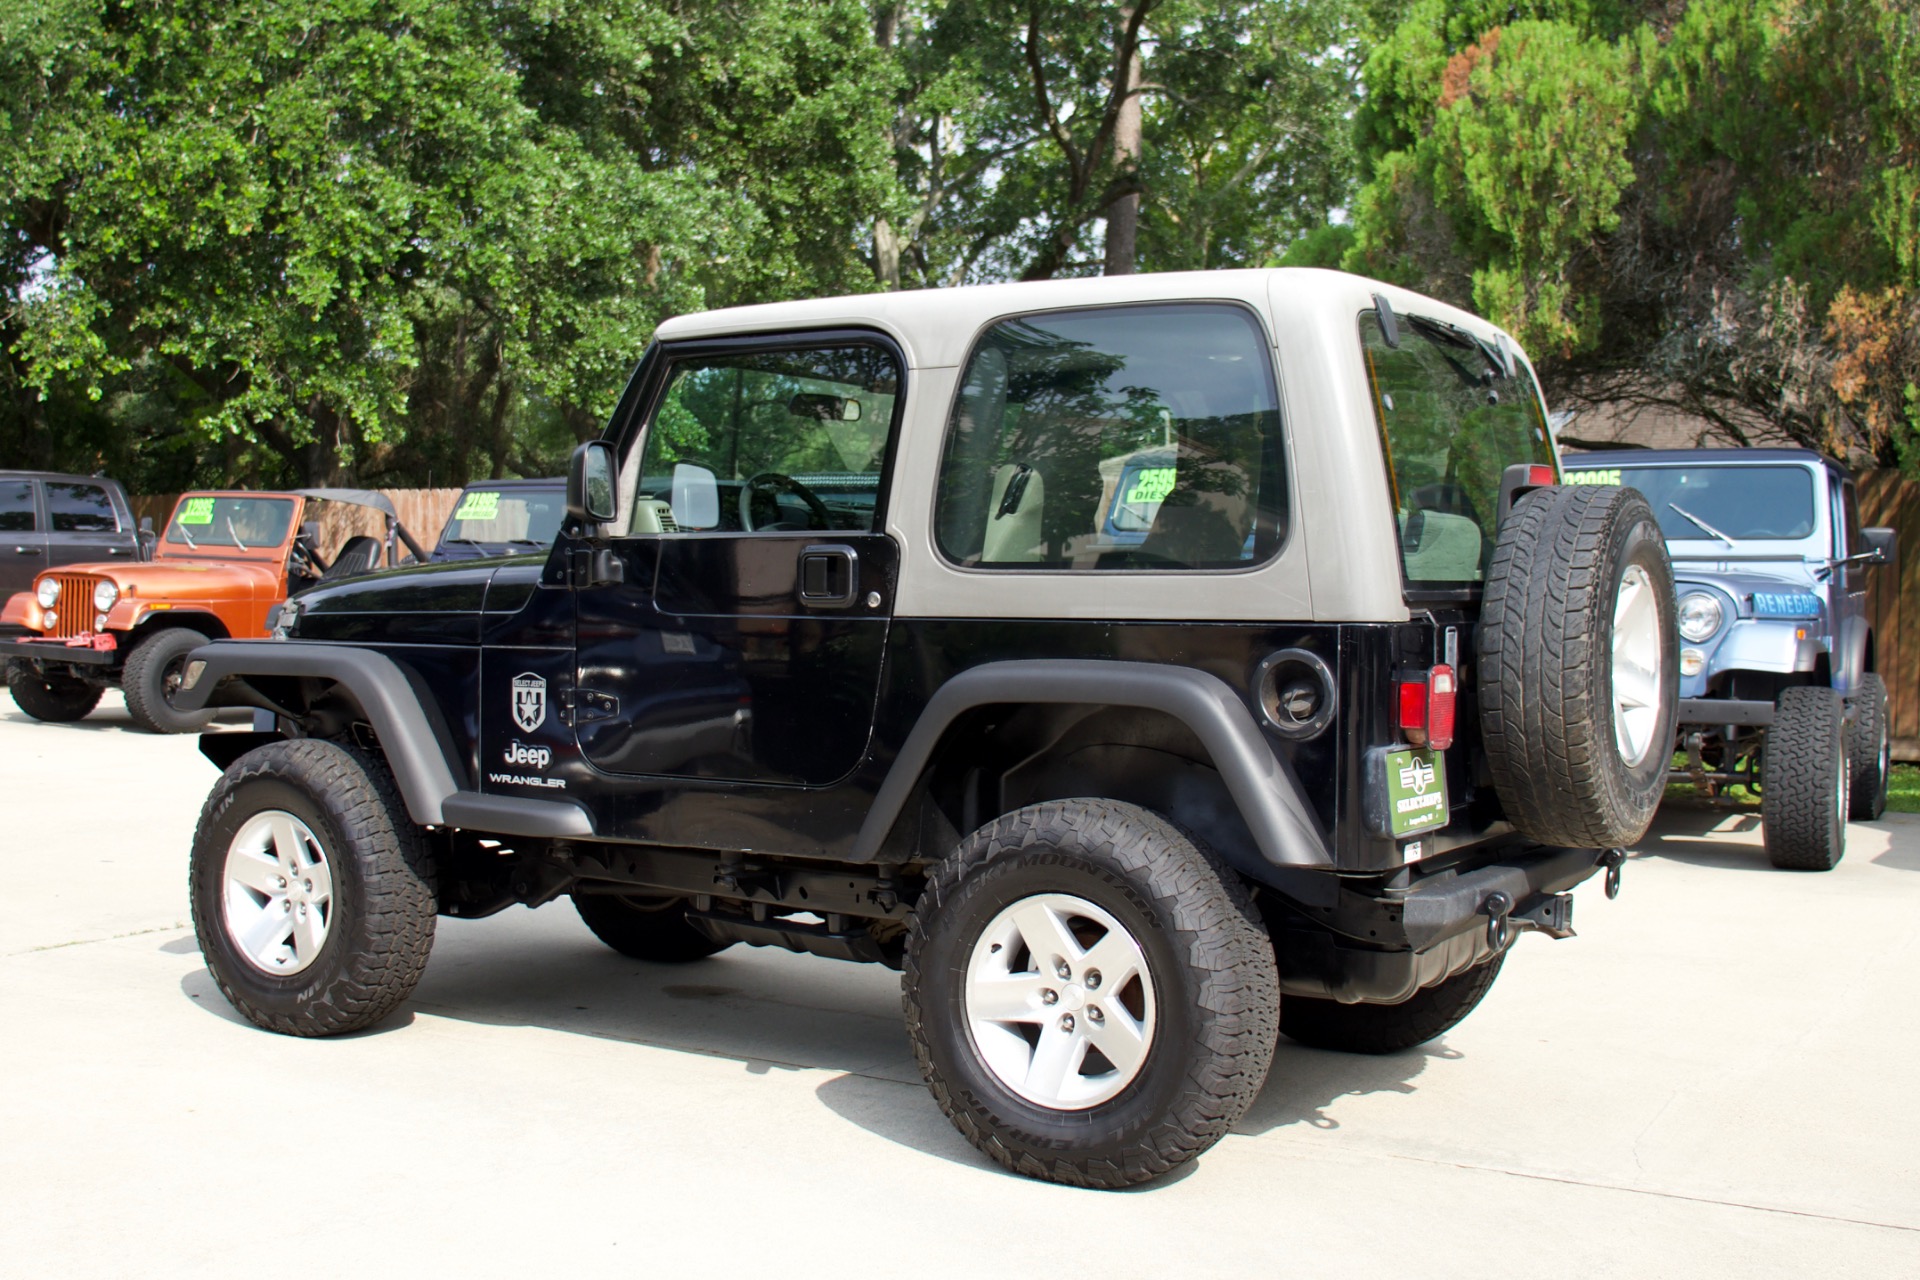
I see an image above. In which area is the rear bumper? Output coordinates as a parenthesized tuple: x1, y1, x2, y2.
(0, 636, 118, 668)
(1275, 844, 1605, 1004)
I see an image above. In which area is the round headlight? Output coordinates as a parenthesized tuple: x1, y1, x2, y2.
(93, 581, 119, 612)
(1677, 591, 1724, 642)
(36, 578, 60, 608)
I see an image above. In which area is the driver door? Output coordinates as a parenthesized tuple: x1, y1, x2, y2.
(573, 333, 905, 787)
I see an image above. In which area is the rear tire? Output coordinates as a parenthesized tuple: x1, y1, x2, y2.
(572, 891, 733, 962)
(1763, 687, 1849, 870)
(1478, 485, 1679, 848)
(189, 739, 437, 1035)
(904, 799, 1278, 1189)
(5, 661, 103, 722)
(123, 627, 216, 734)
(1280, 951, 1507, 1054)
(1847, 673, 1890, 821)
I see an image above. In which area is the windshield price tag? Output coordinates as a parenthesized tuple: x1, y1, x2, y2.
(178, 497, 216, 525)
(1385, 746, 1449, 838)
(455, 491, 500, 521)
(1565, 469, 1620, 486)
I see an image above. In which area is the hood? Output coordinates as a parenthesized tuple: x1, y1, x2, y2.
(49, 556, 282, 600)
(1670, 557, 1824, 602)
(288, 554, 546, 642)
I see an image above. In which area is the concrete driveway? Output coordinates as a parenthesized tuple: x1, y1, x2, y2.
(2, 694, 1917, 1276)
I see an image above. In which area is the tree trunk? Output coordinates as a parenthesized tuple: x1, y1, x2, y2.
(1103, 8, 1145, 276)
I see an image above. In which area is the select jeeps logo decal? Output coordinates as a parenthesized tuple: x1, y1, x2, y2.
(511, 672, 547, 733)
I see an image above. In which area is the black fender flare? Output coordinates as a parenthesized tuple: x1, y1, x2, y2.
(176, 640, 590, 839)
(853, 659, 1333, 868)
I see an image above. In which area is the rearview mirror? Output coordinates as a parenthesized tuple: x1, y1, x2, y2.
(566, 441, 617, 524)
(789, 392, 860, 422)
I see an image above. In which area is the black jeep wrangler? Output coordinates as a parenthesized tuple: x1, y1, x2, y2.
(177, 271, 1677, 1188)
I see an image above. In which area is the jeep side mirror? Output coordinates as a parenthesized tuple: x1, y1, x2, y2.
(1863, 526, 1897, 567)
(566, 441, 617, 525)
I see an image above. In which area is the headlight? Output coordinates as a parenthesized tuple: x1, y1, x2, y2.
(36, 579, 60, 608)
(93, 581, 119, 612)
(1677, 591, 1723, 642)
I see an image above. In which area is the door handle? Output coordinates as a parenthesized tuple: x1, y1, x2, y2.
(13, 546, 40, 555)
(798, 544, 859, 607)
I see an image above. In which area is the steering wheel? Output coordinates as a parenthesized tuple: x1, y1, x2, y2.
(738, 472, 834, 532)
(288, 540, 326, 579)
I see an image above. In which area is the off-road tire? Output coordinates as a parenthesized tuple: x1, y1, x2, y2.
(189, 739, 437, 1035)
(904, 799, 1279, 1189)
(1479, 485, 1678, 848)
(123, 627, 216, 734)
(1279, 951, 1507, 1054)
(5, 661, 102, 722)
(1763, 687, 1849, 870)
(573, 891, 733, 962)
(1847, 673, 1890, 822)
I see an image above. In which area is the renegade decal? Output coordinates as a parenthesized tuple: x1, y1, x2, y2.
(512, 672, 547, 733)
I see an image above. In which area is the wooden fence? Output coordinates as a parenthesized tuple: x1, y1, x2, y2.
(1860, 470, 1920, 759)
(129, 489, 463, 562)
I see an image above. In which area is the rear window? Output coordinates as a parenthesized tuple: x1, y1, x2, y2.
(45, 482, 118, 533)
(163, 496, 295, 550)
(0, 480, 33, 532)
(1567, 464, 1816, 542)
(935, 302, 1286, 571)
(1361, 312, 1554, 588)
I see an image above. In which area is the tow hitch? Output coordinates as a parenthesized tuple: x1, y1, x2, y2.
(1600, 847, 1627, 900)
(1485, 889, 1577, 947)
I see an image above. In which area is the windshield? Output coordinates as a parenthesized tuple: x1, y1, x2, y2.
(1566, 464, 1817, 542)
(163, 495, 295, 551)
(1361, 312, 1554, 587)
(439, 487, 566, 548)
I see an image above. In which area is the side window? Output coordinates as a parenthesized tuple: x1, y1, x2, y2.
(1841, 478, 1866, 589)
(45, 482, 118, 533)
(0, 480, 34, 532)
(934, 303, 1286, 571)
(629, 343, 900, 534)
(1361, 312, 1553, 587)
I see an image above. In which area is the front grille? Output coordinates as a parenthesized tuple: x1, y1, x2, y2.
(42, 574, 101, 639)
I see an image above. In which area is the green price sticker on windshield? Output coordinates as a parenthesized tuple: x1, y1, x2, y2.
(178, 497, 216, 525)
(1124, 467, 1177, 506)
(1565, 469, 1620, 486)
(455, 491, 500, 521)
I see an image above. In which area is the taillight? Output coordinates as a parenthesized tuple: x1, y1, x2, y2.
(1527, 464, 1556, 487)
(1398, 663, 1457, 751)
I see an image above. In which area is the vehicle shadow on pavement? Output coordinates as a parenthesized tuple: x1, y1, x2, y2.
(177, 966, 417, 1037)
(1629, 800, 1777, 873)
(0, 705, 252, 735)
(1235, 1039, 1450, 1135)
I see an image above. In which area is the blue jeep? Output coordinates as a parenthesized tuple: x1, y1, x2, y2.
(1562, 449, 1898, 868)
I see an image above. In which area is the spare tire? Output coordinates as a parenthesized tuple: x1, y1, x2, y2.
(1478, 485, 1678, 848)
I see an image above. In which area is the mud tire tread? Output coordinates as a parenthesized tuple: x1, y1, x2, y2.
(1763, 686, 1848, 870)
(5, 661, 103, 722)
(123, 627, 216, 734)
(1846, 673, 1889, 822)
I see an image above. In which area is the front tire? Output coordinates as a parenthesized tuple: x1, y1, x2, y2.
(904, 800, 1279, 1189)
(123, 627, 216, 734)
(573, 891, 733, 962)
(189, 739, 437, 1035)
(5, 661, 103, 722)
(1847, 673, 1890, 821)
(1280, 951, 1507, 1054)
(1763, 687, 1849, 871)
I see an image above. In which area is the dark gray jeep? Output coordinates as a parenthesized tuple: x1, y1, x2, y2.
(174, 270, 1677, 1187)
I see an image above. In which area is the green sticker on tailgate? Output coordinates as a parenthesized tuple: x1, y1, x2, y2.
(177, 496, 215, 524)
(1385, 746, 1449, 837)
(455, 490, 500, 521)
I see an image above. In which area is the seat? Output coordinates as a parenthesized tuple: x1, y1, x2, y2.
(320, 535, 381, 581)
(979, 463, 1046, 562)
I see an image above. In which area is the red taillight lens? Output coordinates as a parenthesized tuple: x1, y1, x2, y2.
(1398, 677, 1429, 745)
(1427, 663, 1456, 751)
(1398, 664, 1457, 751)
(1527, 464, 1557, 487)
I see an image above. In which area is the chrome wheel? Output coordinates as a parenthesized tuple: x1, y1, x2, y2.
(1611, 563, 1663, 767)
(222, 810, 335, 976)
(964, 892, 1157, 1110)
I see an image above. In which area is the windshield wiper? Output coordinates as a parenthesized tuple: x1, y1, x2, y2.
(1667, 502, 1737, 546)
(1405, 314, 1509, 383)
(225, 517, 248, 552)
(174, 523, 196, 550)
(507, 539, 547, 547)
